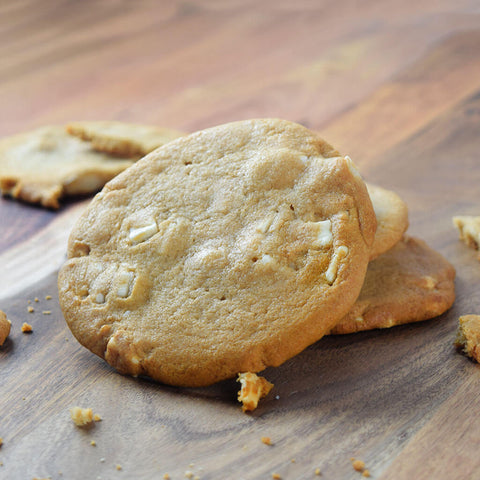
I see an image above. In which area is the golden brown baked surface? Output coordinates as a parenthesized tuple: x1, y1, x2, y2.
(330, 236, 455, 334)
(58, 119, 376, 387)
(0, 126, 134, 209)
(66, 121, 184, 158)
(0, 310, 11, 346)
(455, 314, 480, 362)
(367, 183, 408, 260)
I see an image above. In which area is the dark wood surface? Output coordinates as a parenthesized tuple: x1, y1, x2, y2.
(1, 1, 480, 479)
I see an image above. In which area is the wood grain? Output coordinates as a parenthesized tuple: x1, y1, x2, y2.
(1, 1, 480, 479)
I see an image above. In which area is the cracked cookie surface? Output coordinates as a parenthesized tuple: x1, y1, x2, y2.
(58, 119, 376, 386)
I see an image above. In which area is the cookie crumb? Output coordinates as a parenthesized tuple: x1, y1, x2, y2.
(261, 436, 272, 445)
(237, 372, 274, 412)
(0, 437, 3, 447)
(27, 306, 34, 313)
(70, 407, 93, 427)
(163, 475, 170, 480)
(272, 474, 281, 480)
(185, 471, 194, 479)
(351, 458, 366, 473)
(21, 322, 33, 333)
(362, 470, 371, 477)
(291, 458, 296, 463)
(90, 440, 96, 446)
(315, 468, 321, 475)
(45, 295, 52, 300)
(116, 464, 122, 471)
(42, 311, 52, 315)
(34, 297, 39, 302)
(94, 414, 102, 422)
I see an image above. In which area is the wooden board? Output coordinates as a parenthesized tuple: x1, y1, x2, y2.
(1, 1, 480, 478)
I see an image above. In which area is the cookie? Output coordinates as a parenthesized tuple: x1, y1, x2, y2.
(58, 119, 376, 387)
(453, 216, 480, 253)
(367, 183, 408, 260)
(0, 310, 11, 346)
(455, 315, 480, 362)
(237, 372, 274, 412)
(330, 236, 455, 334)
(66, 121, 184, 158)
(0, 126, 134, 209)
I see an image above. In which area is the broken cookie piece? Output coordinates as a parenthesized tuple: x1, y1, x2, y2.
(66, 121, 184, 158)
(0, 310, 11, 346)
(0, 126, 134, 208)
(237, 372, 274, 412)
(453, 216, 480, 253)
(455, 315, 480, 363)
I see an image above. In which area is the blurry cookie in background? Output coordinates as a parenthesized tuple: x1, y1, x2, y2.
(0, 126, 134, 209)
(66, 121, 184, 158)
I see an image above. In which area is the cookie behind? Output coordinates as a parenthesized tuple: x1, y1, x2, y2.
(330, 236, 455, 335)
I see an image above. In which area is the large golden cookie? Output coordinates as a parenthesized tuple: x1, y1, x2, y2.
(0, 126, 134, 209)
(66, 121, 184, 158)
(58, 119, 376, 387)
(330, 236, 455, 334)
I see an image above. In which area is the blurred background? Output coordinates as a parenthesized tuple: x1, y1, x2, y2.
(2, 0, 479, 167)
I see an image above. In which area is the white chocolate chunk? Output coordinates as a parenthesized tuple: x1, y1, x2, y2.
(117, 271, 134, 298)
(129, 222, 158, 245)
(344, 155, 362, 179)
(423, 276, 436, 290)
(258, 253, 274, 266)
(310, 219, 333, 247)
(256, 215, 274, 234)
(95, 293, 105, 304)
(325, 246, 349, 284)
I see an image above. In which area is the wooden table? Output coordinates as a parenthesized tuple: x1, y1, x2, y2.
(1, 1, 480, 478)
